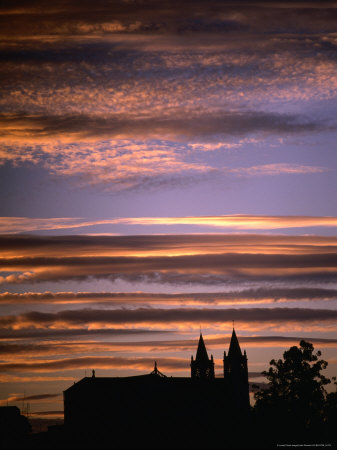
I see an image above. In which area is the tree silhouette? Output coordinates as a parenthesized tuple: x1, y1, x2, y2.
(253, 340, 336, 446)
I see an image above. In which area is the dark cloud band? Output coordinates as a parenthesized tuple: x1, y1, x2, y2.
(1, 307, 336, 329)
(2, 1, 337, 39)
(1, 287, 337, 304)
(1, 233, 336, 251)
(0, 328, 171, 340)
(1, 335, 336, 357)
(0, 111, 328, 141)
(2, 253, 337, 269)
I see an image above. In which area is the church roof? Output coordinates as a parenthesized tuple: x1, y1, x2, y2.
(228, 328, 242, 358)
(195, 333, 210, 361)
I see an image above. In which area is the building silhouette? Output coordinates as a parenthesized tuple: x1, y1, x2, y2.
(0, 406, 31, 449)
(63, 328, 250, 448)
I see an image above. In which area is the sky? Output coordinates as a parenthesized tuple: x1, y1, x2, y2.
(0, 0, 337, 420)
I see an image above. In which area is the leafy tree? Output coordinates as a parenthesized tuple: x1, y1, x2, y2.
(253, 340, 336, 445)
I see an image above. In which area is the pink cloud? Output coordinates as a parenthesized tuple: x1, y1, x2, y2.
(1, 214, 337, 234)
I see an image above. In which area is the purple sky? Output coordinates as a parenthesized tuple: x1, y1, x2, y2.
(0, 0, 337, 419)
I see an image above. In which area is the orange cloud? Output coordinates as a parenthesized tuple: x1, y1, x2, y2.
(0, 375, 75, 383)
(0, 393, 61, 406)
(109, 215, 337, 229)
(1, 336, 337, 360)
(1, 215, 337, 235)
(0, 355, 188, 373)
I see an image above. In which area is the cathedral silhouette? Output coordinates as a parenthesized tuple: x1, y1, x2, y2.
(64, 328, 250, 448)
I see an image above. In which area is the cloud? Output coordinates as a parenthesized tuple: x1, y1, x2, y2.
(1, 1, 337, 395)
(230, 164, 327, 176)
(1, 215, 337, 235)
(2, 1, 337, 41)
(0, 111, 328, 143)
(2, 269, 337, 287)
(2, 1, 337, 193)
(1, 335, 336, 358)
(104, 215, 337, 230)
(0, 375, 74, 383)
(1, 287, 337, 305)
(1, 250, 337, 286)
(0, 114, 329, 190)
(0, 393, 60, 406)
(1, 233, 336, 265)
(1, 253, 336, 270)
(0, 355, 187, 373)
(1, 307, 336, 331)
(0, 341, 334, 374)
(0, 327, 171, 340)
(0, 109, 330, 192)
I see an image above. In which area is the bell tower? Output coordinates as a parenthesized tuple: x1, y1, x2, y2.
(191, 333, 215, 379)
(223, 327, 250, 409)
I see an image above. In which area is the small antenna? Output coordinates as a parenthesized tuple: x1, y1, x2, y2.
(232, 319, 235, 329)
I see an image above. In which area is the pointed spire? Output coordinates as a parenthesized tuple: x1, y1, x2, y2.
(191, 333, 215, 379)
(196, 333, 209, 362)
(228, 327, 242, 358)
(150, 361, 167, 377)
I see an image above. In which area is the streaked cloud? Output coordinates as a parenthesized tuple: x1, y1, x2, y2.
(0, 355, 188, 373)
(1, 287, 337, 305)
(1, 307, 336, 331)
(0, 375, 74, 383)
(0, 327, 171, 340)
(1, 233, 336, 288)
(2, 1, 337, 41)
(0, 347, 334, 376)
(230, 164, 327, 176)
(107, 215, 337, 230)
(2, 233, 337, 256)
(0, 393, 60, 406)
(1, 336, 337, 359)
(1, 215, 337, 234)
(1, 251, 336, 286)
(0, 112, 328, 143)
